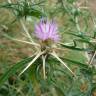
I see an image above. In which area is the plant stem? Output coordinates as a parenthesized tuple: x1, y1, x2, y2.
(89, 50, 96, 65)
(19, 51, 44, 76)
(42, 55, 47, 79)
(50, 51, 76, 77)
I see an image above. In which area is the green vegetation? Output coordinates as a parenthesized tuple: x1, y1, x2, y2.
(0, 0, 96, 96)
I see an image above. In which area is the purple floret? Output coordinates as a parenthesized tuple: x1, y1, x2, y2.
(34, 19, 60, 42)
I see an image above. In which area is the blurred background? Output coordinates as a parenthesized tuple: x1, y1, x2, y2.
(0, 0, 96, 96)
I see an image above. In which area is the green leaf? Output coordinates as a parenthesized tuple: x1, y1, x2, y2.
(0, 1, 45, 19)
(0, 56, 34, 86)
(65, 32, 91, 40)
(74, 39, 92, 44)
(28, 8, 45, 18)
(61, 57, 96, 74)
(60, 43, 89, 51)
(61, 57, 88, 69)
(51, 79, 66, 96)
(50, 56, 91, 71)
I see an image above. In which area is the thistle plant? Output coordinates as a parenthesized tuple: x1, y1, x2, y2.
(0, 0, 96, 96)
(11, 18, 75, 79)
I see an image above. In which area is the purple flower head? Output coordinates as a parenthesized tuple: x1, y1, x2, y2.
(34, 18, 60, 42)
